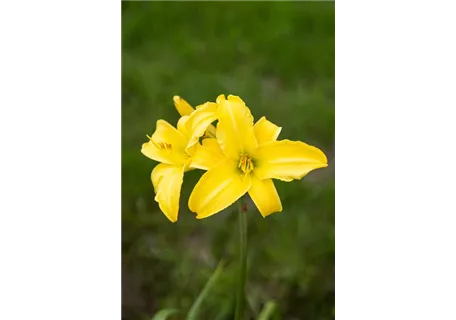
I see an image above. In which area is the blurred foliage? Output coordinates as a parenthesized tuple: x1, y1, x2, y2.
(122, 2, 334, 320)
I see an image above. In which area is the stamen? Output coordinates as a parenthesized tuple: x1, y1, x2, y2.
(152, 140, 172, 152)
(238, 154, 254, 174)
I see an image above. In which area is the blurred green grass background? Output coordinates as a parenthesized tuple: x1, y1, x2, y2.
(122, 2, 334, 319)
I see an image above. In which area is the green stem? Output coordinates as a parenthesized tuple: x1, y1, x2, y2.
(234, 199, 248, 320)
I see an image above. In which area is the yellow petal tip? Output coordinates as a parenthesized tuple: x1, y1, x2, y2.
(156, 119, 164, 125)
(260, 206, 283, 218)
(216, 94, 226, 103)
(226, 95, 248, 106)
(173, 95, 194, 116)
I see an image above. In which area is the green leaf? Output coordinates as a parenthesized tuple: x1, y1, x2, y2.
(258, 301, 278, 320)
(187, 260, 226, 320)
(151, 308, 179, 320)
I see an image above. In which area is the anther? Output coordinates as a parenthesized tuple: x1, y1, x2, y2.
(238, 154, 254, 174)
(152, 141, 172, 152)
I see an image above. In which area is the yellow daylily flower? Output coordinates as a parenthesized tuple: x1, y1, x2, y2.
(173, 95, 217, 138)
(141, 100, 218, 222)
(188, 95, 328, 219)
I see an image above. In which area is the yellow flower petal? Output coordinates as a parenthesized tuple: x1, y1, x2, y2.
(173, 95, 195, 116)
(189, 159, 251, 219)
(177, 115, 190, 137)
(177, 103, 217, 139)
(141, 141, 189, 166)
(152, 119, 188, 150)
(189, 138, 225, 171)
(151, 163, 185, 222)
(253, 140, 328, 181)
(254, 116, 282, 146)
(141, 120, 189, 165)
(184, 102, 218, 149)
(184, 143, 199, 159)
(216, 94, 225, 104)
(204, 124, 217, 139)
(216, 95, 258, 159)
(248, 175, 282, 217)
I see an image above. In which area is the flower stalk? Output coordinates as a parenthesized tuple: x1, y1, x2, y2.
(235, 198, 248, 320)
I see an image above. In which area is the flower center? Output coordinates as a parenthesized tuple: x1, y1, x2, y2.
(238, 154, 254, 174)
